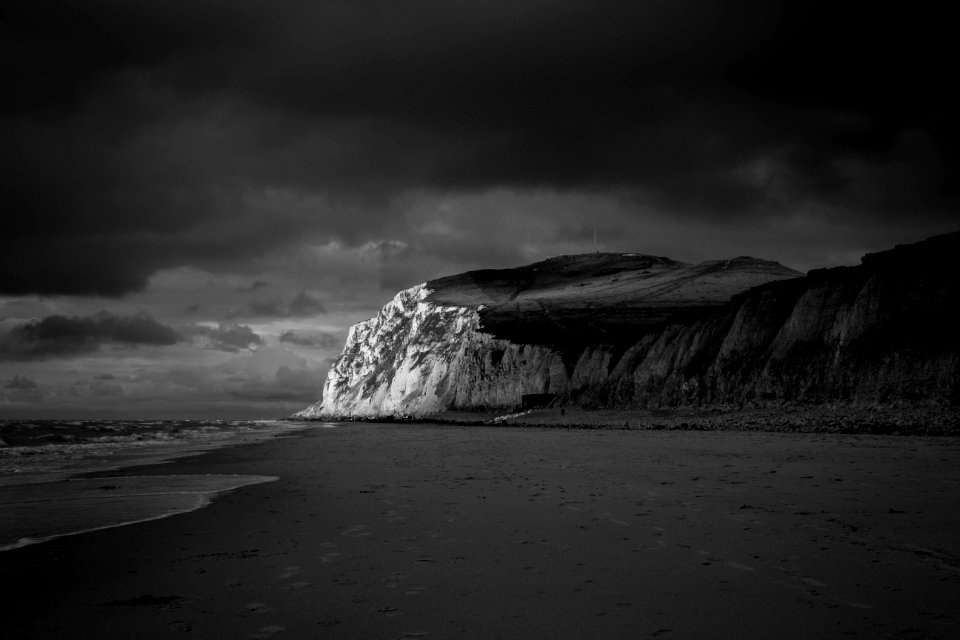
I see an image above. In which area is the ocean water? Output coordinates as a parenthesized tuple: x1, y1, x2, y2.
(0, 419, 313, 551)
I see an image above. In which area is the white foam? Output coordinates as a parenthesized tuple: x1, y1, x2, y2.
(0, 474, 278, 552)
(0, 420, 309, 488)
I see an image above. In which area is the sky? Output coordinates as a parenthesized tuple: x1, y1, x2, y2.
(1, 1, 957, 419)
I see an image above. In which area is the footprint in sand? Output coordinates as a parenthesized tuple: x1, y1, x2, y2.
(382, 508, 406, 523)
(278, 566, 300, 579)
(245, 603, 273, 615)
(799, 576, 828, 587)
(773, 580, 806, 593)
(775, 567, 829, 589)
(248, 625, 285, 638)
(384, 572, 405, 588)
(286, 581, 313, 590)
(342, 524, 371, 537)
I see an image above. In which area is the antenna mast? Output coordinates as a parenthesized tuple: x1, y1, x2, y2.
(593, 225, 598, 253)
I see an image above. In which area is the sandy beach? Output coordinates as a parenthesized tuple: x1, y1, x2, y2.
(3, 423, 960, 639)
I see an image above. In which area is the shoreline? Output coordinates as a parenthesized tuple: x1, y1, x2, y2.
(0, 422, 313, 553)
(297, 404, 960, 435)
(0, 472, 277, 553)
(2, 423, 959, 638)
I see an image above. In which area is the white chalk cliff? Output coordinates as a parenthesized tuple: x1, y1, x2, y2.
(293, 284, 565, 418)
(294, 234, 960, 419)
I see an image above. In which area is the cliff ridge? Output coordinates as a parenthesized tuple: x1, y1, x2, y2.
(295, 234, 959, 419)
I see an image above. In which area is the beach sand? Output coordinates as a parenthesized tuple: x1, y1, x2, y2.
(3, 423, 960, 639)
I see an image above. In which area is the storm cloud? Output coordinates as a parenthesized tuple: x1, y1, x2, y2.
(181, 323, 263, 352)
(2, 1, 956, 296)
(0, 312, 181, 359)
(4, 375, 38, 390)
(288, 292, 326, 317)
(248, 292, 326, 319)
(279, 330, 343, 350)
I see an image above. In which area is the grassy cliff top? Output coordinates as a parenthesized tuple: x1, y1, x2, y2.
(425, 252, 801, 347)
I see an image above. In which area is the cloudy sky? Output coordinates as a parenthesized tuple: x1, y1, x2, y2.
(1, 1, 957, 418)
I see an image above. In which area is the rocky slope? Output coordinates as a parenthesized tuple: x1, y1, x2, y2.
(294, 233, 959, 419)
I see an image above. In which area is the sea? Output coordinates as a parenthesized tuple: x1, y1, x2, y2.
(0, 419, 317, 552)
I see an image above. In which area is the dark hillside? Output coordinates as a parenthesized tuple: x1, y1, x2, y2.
(426, 253, 801, 347)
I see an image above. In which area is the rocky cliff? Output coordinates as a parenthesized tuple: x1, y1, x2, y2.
(294, 283, 568, 417)
(294, 233, 959, 419)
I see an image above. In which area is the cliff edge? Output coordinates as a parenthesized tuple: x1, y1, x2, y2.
(294, 233, 959, 419)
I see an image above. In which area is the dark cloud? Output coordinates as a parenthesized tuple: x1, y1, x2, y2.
(279, 330, 342, 350)
(270, 365, 327, 401)
(1, 1, 957, 296)
(212, 347, 328, 403)
(238, 280, 270, 293)
(4, 375, 38, 390)
(249, 292, 326, 318)
(289, 292, 326, 317)
(183, 323, 262, 352)
(249, 301, 283, 317)
(69, 379, 125, 398)
(0, 311, 180, 359)
(1, 373, 44, 405)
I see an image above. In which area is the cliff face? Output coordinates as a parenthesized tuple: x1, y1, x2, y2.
(577, 234, 960, 408)
(295, 233, 959, 419)
(293, 285, 568, 418)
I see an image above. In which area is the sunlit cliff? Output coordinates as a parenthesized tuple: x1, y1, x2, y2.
(294, 233, 959, 419)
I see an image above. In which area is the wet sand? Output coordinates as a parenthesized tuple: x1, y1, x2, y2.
(3, 423, 960, 639)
